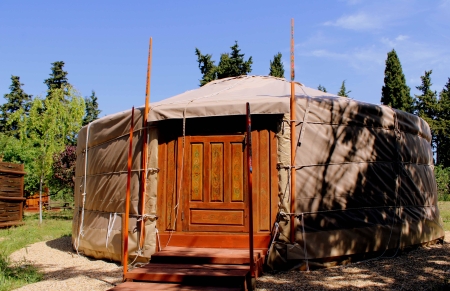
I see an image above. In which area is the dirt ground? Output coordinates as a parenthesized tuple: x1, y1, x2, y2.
(9, 231, 450, 291)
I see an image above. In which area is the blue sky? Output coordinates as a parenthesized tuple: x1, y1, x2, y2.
(1, 0, 449, 117)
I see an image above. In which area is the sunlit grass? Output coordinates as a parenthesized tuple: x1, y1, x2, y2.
(0, 210, 73, 291)
(438, 201, 450, 231)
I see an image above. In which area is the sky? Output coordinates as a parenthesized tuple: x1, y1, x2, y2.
(1, 0, 449, 117)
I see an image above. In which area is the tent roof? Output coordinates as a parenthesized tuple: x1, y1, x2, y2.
(147, 75, 338, 121)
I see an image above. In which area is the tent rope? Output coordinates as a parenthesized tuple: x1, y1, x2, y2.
(301, 213, 309, 271)
(75, 122, 92, 255)
(105, 212, 117, 248)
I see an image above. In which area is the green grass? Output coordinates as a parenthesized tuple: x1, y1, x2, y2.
(0, 254, 43, 291)
(0, 211, 73, 291)
(438, 201, 450, 231)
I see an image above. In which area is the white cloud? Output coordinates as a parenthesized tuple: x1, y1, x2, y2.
(395, 35, 409, 41)
(323, 12, 383, 31)
(381, 35, 409, 48)
(299, 47, 379, 72)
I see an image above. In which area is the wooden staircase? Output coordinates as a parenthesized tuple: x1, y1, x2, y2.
(108, 247, 265, 291)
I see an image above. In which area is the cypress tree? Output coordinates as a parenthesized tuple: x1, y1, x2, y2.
(269, 52, 285, 78)
(0, 75, 32, 134)
(381, 49, 413, 113)
(337, 80, 351, 97)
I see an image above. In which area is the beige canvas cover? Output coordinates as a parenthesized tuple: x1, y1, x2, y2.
(72, 76, 444, 268)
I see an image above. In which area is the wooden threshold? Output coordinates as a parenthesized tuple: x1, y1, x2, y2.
(109, 281, 243, 291)
(158, 233, 271, 249)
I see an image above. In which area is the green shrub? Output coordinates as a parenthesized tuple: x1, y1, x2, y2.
(435, 165, 450, 201)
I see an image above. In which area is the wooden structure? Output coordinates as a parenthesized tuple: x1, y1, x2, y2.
(25, 192, 49, 209)
(110, 247, 264, 290)
(111, 114, 278, 290)
(73, 76, 445, 285)
(156, 115, 279, 250)
(0, 162, 26, 227)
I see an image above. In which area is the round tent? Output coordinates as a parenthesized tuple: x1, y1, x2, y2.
(72, 76, 444, 269)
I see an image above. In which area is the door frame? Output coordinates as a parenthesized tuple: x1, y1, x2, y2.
(156, 129, 278, 249)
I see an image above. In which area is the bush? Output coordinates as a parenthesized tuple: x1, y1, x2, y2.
(435, 165, 450, 201)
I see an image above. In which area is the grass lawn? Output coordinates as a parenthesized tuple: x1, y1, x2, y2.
(438, 201, 450, 231)
(0, 210, 73, 291)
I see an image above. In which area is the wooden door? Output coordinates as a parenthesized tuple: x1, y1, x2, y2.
(178, 135, 248, 232)
(157, 126, 279, 248)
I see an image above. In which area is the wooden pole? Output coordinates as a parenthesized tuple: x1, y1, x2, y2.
(123, 107, 134, 279)
(246, 102, 255, 282)
(290, 18, 297, 243)
(139, 37, 152, 251)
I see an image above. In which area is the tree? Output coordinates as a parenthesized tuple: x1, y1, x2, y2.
(435, 165, 450, 201)
(0, 132, 39, 196)
(380, 49, 414, 113)
(337, 80, 351, 97)
(318, 85, 327, 93)
(83, 90, 101, 126)
(195, 48, 217, 86)
(269, 52, 285, 78)
(0, 76, 32, 134)
(12, 86, 84, 222)
(195, 41, 252, 86)
(216, 41, 252, 79)
(44, 61, 69, 98)
(414, 70, 439, 160)
(436, 78, 450, 167)
(50, 145, 77, 200)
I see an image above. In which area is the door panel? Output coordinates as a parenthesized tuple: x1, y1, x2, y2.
(180, 135, 247, 232)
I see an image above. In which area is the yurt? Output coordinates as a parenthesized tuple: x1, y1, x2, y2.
(72, 75, 444, 270)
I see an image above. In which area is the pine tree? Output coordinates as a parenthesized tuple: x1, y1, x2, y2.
(436, 78, 450, 167)
(195, 41, 252, 86)
(318, 85, 327, 93)
(380, 49, 413, 113)
(216, 41, 252, 79)
(0, 75, 32, 134)
(269, 52, 284, 78)
(83, 90, 101, 126)
(195, 48, 217, 86)
(44, 61, 69, 98)
(337, 80, 351, 97)
(414, 70, 439, 159)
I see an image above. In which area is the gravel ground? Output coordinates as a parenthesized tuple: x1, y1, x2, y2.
(9, 231, 450, 291)
(9, 237, 122, 291)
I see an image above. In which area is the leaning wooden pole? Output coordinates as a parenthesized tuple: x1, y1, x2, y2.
(290, 18, 297, 243)
(139, 37, 152, 251)
(246, 102, 255, 282)
(123, 107, 134, 279)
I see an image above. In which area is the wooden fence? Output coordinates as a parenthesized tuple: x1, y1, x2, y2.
(0, 162, 26, 227)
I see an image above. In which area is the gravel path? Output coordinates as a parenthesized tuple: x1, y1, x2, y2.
(10, 237, 122, 291)
(9, 232, 449, 290)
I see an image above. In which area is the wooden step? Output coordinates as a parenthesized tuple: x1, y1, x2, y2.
(108, 281, 244, 290)
(150, 247, 264, 265)
(124, 263, 249, 287)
